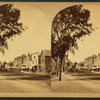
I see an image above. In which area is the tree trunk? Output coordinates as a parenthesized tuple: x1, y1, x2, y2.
(59, 59, 62, 81)
(59, 69, 61, 81)
(56, 71, 58, 76)
(56, 62, 58, 77)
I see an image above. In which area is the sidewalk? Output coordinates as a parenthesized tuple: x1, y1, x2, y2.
(52, 72, 77, 81)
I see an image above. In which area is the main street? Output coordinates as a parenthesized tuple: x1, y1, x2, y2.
(0, 70, 51, 93)
(52, 71, 100, 93)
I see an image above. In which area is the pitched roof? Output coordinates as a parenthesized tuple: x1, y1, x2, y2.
(40, 50, 51, 57)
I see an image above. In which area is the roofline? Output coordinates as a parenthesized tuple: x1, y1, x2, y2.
(31, 52, 39, 55)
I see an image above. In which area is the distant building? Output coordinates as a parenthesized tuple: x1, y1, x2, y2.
(40, 50, 51, 73)
(13, 54, 26, 67)
(5, 50, 51, 73)
(84, 54, 100, 68)
(13, 54, 29, 71)
(77, 54, 100, 72)
(29, 52, 40, 72)
(29, 50, 51, 73)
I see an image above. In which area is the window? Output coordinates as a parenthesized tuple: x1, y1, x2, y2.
(34, 56, 36, 59)
(39, 59, 41, 64)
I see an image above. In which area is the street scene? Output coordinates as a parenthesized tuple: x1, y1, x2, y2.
(1, 2, 100, 96)
(51, 53, 100, 93)
(51, 4, 100, 93)
(0, 3, 51, 93)
(0, 50, 51, 93)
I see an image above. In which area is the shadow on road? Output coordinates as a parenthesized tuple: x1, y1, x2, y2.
(0, 70, 50, 81)
(66, 71, 100, 81)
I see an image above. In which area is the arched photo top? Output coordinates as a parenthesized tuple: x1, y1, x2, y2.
(51, 4, 94, 81)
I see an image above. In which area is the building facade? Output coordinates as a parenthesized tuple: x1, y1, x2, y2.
(76, 54, 100, 72)
(40, 50, 51, 73)
(29, 50, 51, 73)
(2, 50, 51, 73)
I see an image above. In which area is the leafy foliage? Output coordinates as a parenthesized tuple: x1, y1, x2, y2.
(52, 5, 94, 60)
(51, 5, 94, 81)
(0, 4, 25, 53)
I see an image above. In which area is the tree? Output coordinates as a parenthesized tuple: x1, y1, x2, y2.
(1, 61, 6, 70)
(51, 34, 59, 76)
(0, 4, 25, 53)
(9, 62, 13, 67)
(72, 62, 77, 69)
(51, 5, 94, 81)
(80, 62, 84, 67)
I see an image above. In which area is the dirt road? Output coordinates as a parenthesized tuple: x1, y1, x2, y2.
(52, 72, 100, 93)
(0, 71, 51, 93)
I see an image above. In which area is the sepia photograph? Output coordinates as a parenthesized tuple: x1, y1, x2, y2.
(51, 2, 100, 95)
(0, 2, 51, 94)
(0, 2, 100, 97)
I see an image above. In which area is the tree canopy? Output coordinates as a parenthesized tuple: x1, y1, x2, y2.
(51, 5, 94, 81)
(0, 4, 25, 53)
(52, 5, 94, 61)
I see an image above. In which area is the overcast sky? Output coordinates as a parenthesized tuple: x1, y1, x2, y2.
(0, 2, 100, 63)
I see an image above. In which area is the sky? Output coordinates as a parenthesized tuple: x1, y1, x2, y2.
(0, 3, 51, 62)
(36, 2, 100, 63)
(0, 2, 100, 63)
